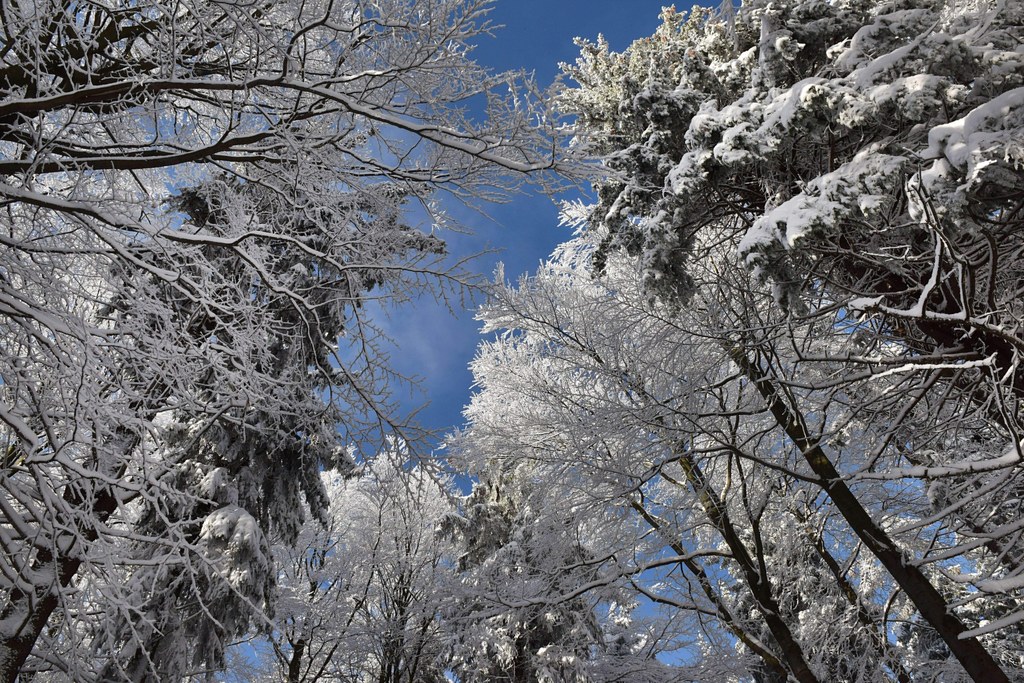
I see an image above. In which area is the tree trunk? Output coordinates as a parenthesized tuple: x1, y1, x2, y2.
(731, 346, 1009, 683)
(288, 638, 306, 683)
(630, 500, 793, 680)
(672, 452, 821, 683)
(0, 485, 118, 683)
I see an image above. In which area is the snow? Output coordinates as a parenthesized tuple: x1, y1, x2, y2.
(922, 86, 1024, 168)
(199, 467, 238, 505)
(712, 122, 758, 164)
(856, 441, 1019, 480)
(865, 73, 965, 121)
(200, 505, 269, 590)
(738, 149, 907, 259)
(201, 505, 261, 549)
(962, 609, 1024, 638)
(833, 9, 936, 75)
(846, 296, 884, 314)
(759, 77, 826, 132)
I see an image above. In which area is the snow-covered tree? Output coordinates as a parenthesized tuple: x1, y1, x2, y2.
(0, 0, 574, 679)
(443, 465, 678, 683)
(83, 179, 423, 681)
(551, 0, 1024, 679)
(455, 235, 929, 681)
(238, 457, 456, 683)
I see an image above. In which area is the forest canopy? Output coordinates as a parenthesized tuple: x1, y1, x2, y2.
(1, 0, 1023, 681)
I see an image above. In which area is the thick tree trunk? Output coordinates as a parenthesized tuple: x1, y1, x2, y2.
(0, 556, 84, 683)
(287, 638, 306, 683)
(0, 485, 118, 683)
(732, 347, 1009, 683)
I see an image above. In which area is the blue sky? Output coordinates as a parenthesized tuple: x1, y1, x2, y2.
(375, 1, 672, 448)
